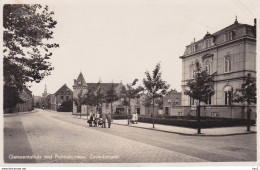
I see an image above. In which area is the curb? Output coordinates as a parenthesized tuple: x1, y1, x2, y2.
(112, 122, 257, 137)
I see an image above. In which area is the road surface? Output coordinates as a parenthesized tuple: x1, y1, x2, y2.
(4, 109, 256, 163)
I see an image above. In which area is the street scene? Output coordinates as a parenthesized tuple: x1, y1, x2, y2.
(2, 0, 258, 167)
(4, 109, 256, 163)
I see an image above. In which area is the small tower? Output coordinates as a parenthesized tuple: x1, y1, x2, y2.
(42, 84, 48, 97)
(72, 72, 88, 114)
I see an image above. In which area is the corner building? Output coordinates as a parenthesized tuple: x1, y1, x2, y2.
(179, 19, 256, 118)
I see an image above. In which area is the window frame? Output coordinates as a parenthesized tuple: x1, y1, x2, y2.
(224, 55, 231, 73)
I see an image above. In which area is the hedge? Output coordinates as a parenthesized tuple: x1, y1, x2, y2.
(137, 116, 255, 128)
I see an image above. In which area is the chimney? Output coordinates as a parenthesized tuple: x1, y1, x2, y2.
(74, 79, 76, 85)
(254, 18, 256, 27)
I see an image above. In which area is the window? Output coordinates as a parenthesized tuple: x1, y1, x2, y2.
(205, 65, 210, 74)
(190, 44, 197, 53)
(224, 56, 231, 72)
(66, 96, 69, 101)
(190, 64, 195, 78)
(167, 99, 171, 103)
(178, 112, 183, 116)
(190, 97, 195, 106)
(205, 96, 212, 105)
(224, 91, 232, 105)
(205, 39, 210, 48)
(61, 96, 64, 100)
(106, 103, 109, 108)
(224, 86, 233, 105)
(165, 107, 169, 115)
(224, 32, 233, 42)
(78, 81, 81, 85)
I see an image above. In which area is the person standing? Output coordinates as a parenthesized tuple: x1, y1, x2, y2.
(102, 112, 106, 128)
(106, 113, 112, 128)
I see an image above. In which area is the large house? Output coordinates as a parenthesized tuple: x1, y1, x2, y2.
(179, 18, 256, 118)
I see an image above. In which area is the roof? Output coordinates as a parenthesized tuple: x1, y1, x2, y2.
(74, 72, 87, 86)
(181, 19, 256, 57)
(87, 83, 120, 93)
(54, 84, 73, 95)
(19, 88, 33, 102)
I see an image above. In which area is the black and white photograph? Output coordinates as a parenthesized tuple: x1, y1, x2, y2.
(1, 0, 258, 168)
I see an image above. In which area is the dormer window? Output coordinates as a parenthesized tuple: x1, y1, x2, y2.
(205, 39, 210, 48)
(190, 44, 197, 53)
(224, 31, 233, 42)
(78, 81, 81, 85)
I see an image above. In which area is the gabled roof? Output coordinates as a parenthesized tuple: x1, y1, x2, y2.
(19, 88, 33, 102)
(74, 72, 87, 86)
(87, 83, 120, 93)
(54, 84, 73, 95)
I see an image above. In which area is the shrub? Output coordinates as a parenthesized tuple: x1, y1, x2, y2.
(137, 116, 255, 128)
(59, 100, 73, 112)
(112, 114, 128, 119)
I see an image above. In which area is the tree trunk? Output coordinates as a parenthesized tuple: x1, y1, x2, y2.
(110, 102, 113, 122)
(128, 98, 131, 125)
(197, 102, 201, 134)
(247, 105, 251, 131)
(152, 97, 155, 128)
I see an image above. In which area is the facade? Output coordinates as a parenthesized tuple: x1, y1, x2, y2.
(53, 84, 73, 111)
(179, 18, 256, 118)
(163, 89, 182, 116)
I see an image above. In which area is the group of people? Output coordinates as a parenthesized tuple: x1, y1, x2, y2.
(131, 112, 138, 124)
(87, 111, 112, 128)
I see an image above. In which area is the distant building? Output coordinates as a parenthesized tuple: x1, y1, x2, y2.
(72, 72, 124, 115)
(163, 89, 182, 116)
(53, 84, 73, 111)
(179, 18, 256, 118)
(33, 96, 42, 108)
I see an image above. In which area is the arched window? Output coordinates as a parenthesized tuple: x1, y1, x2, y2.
(224, 86, 233, 105)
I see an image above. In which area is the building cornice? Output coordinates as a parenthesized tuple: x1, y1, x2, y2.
(179, 36, 256, 59)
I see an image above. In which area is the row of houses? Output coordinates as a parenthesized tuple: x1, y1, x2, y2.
(72, 72, 182, 116)
(28, 18, 256, 120)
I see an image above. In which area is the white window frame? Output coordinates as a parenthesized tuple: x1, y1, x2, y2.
(224, 56, 231, 73)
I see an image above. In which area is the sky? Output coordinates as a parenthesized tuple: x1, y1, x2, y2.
(17, 0, 258, 96)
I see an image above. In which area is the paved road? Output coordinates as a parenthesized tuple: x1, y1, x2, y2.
(4, 109, 256, 163)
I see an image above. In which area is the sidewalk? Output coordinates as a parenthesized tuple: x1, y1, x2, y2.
(112, 119, 257, 136)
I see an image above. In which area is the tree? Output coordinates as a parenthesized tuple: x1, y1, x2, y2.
(233, 73, 256, 131)
(105, 83, 119, 118)
(91, 81, 106, 114)
(121, 79, 144, 125)
(143, 63, 170, 128)
(73, 90, 85, 117)
(184, 61, 215, 134)
(60, 100, 73, 112)
(141, 95, 152, 116)
(3, 4, 59, 110)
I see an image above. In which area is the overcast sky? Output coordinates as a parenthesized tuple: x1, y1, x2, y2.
(24, 0, 258, 96)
